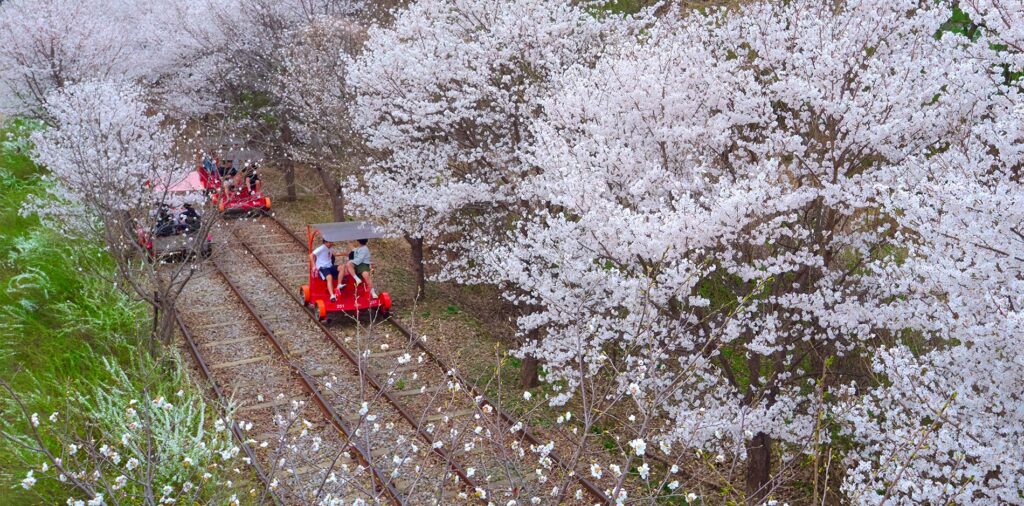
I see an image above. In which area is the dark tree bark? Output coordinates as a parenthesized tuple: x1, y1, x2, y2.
(281, 124, 298, 201)
(406, 235, 426, 301)
(283, 161, 297, 202)
(745, 431, 772, 504)
(520, 355, 539, 388)
(315, 165, 346, 221)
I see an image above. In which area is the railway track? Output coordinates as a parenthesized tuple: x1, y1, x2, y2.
(226, 215, 613, 505)
(206, 228, 469, 504)
(175, 256, 407, 504)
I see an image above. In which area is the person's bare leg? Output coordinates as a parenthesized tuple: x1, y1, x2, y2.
(255, 179, 262, 193)
(345, 262, 360, 285)
(361, 272, 373, 292)
(326, 274, 336, 300)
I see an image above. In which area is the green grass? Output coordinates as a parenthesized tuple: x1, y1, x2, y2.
(0, 119, 146, 502)
(0, 119, 254, 504)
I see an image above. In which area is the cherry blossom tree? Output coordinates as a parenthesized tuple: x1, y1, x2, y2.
(27, 80, 214, 353)
(0, 0, 224, 118)
(0, 0, 134, 115)
(347, 0, 650, 301)
(841, 3, 1024, 503)
(185, 0, 367, 201)
(277, 15, 368, 221)
(455, 0, 1005, 502)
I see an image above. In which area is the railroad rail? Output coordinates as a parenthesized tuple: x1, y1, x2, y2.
(212, 230, 469, 504)
(232, 215, 613, 505)
(175, 257, 401, 504)
(175, 313, 284, 506)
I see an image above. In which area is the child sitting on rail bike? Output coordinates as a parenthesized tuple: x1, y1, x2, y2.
(344, 239, 377, 299)
(311, 238, 340, 302)
(241, 161, 261, 194)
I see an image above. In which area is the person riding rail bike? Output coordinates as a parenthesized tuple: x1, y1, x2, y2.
(311, 238, 340, 302)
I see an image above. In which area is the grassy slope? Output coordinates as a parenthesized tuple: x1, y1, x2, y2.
(0, 121, 147, 503)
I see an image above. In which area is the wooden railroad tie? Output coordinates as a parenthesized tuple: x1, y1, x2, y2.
(393, 364, 425, 374)
(251, 242, 297, 248)
(194, 321, 239, 331)
(275, 262, 308, 268)
(368, 349, 414, 359)
(426, 408, 476, 423)
(210, 355, 272, 371)
(290, 459, 342, 477)
(483, 472, 540, 492)
(200, 335, 259, 347)
(238, 396, 300, 413)
(392, 385, 444, 398)
(253, 420, 314, 442)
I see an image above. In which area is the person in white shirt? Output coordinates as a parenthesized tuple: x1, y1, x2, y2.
(310, 239, 339, 302)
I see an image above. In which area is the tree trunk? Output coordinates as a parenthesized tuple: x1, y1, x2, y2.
(315, 165, 346, 221)
(745, 431, 772, 504)
(283, 161, 297, 202)
(520, 355, 539, 388)
(406, 235, 426, 301)
(281, 123, 298, 202)
(149, 293, 160, 359)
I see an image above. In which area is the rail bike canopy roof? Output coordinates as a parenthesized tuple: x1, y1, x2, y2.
(312, 222, 388, 242)
(147, 169, 205, 194)
(166, 170, 206, 193)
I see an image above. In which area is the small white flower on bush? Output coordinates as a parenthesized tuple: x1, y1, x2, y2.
(21, 470, 36, 490)
(629, 438, 646, 456)
(590, 463, 602, 479)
